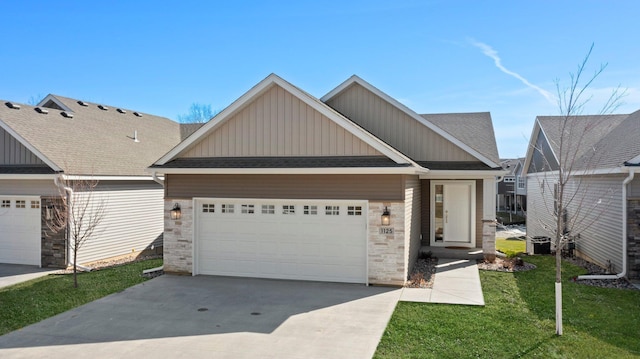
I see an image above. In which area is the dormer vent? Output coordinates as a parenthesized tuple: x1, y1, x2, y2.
(117, 108, 126, 114)
(35, 107, 49, 114)
(61, 111, 74, 118)
(5, 102, 21, 110)
(77, 100, 89, 107)
(133, 112, 142, 117)
(98, 104, 108, 111)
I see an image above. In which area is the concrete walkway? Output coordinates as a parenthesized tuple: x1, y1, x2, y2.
(400, 258, 485, 306)
(0, 264, 58, 290)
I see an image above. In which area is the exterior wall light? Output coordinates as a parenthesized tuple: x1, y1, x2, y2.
(381, 206, 391, 226)
(170, 203, 182, 220)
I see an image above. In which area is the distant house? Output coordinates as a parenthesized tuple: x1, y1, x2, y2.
(150, 74, 505, 286)
(524, 111, 640, 279)
(496, 158, 526, 215)
(0, 96, 184, 268)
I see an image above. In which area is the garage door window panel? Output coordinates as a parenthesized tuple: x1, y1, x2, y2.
(241, 204, 255, 214)
(221, 204, 235, 214)
(1, 200, 10, 208)
(15, 200, 25, 208)
(262, 205, 275, 214)
(325, 206, 340, 215)
(202, 204, 215, 213)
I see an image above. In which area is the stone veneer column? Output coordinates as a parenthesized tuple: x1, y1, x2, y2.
(163, 199, 193, 274)
(368, 202, 405, 286)
(482, 219, 497, 262)
(628, 199, 640, 279)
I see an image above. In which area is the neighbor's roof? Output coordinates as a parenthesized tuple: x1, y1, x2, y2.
(0, 96, 181, 176)
(536, 114, 630, 170)
(421, 112, 501, 165)
(499, 158, 524, 176)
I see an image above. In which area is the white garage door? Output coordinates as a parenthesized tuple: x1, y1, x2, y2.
(195, 198, 367, 283)
(0, 197, 41, 266)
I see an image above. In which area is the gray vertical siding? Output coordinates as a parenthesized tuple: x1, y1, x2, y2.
(324, 83, 477, 162)
(183, 84, 381, 158)
(404, 175, 421, 274)
(0, 127, 45, 165)
(630, 177, 640, 198)
(74, 181, 164, 264)
(527, 172, 625, 272)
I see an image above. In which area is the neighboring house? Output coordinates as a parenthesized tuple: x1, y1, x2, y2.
(150, 74, 504, 286)
(524, 112, 640, 279)
(497, 158, 526, 215)
(0, 95, 183, 268)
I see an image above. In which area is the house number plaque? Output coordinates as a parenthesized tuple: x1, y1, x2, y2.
(379, 227, 394, 235)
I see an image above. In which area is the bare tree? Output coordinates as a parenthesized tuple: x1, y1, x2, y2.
(177, 103, 215, 123)
(528, 44, 626, 335)
(48, 176, 107, 288)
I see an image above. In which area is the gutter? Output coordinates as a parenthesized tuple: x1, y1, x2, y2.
(577, 167, 635, 280)
(53, 174, 92, 272)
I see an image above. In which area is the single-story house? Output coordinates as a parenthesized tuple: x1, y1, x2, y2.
(0, 95, 184, 267)
(150, 74, 504, 285)
(524, 111, 640, 279)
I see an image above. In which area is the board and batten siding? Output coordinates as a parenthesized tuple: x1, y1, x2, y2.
(324, 83, 476, 162)
(166, 174, 404, 201)
(404, 175, 421, 275)
(527, 172, 625, 272)
(0, 179, 58, 196)
(630, 177, 640, 198)
(0, 127, 46, 165)
(74, 182, 164, 264)
(184, 84, 381, 158)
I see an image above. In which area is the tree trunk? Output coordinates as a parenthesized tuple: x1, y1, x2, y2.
(555, 247, 563, 335)
(73, 246, 78, 288)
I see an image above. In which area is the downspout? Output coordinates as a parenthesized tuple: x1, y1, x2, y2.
(54, 175, 92, 272)
(151, 171, 164, 186)
(577, 168, 635, 280)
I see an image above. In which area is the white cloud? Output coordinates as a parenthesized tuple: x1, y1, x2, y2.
(470, 39, 556, 104)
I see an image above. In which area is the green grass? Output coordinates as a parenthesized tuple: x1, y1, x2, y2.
(496, 238, 526, 257)
(0, 258, 162, 336)
(375, 256, 640, 358)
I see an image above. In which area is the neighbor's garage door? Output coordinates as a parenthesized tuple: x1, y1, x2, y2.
(0, 197, 41, 266)
(195, 199, 367, 283)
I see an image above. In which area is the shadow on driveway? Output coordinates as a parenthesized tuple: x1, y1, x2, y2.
(0, 275, 401, 358)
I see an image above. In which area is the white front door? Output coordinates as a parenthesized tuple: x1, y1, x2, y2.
(431, 181, 475, 247)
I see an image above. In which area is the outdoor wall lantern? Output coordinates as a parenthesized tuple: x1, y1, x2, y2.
(381, 206, 391, 226)
(170, 203, 182, 220)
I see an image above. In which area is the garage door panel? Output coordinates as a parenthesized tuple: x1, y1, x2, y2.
(196, 199, 367, 283)
(0, 197, 41, 266)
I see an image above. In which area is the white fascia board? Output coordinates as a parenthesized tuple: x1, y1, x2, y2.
(419, 170, 507, 180)
(155, 74, 415, 166)
(148, 166, 424, 175)
(321, 75, 499, 168)
(0, 174, 57, 180)
(0, 120, 62, 172)
(61, 175, 156, 181)
(36, 94, 72, 112)
(525, 167, 625, 177)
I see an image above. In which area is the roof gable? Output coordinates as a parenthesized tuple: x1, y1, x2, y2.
(0, 96, 181, 176)
(155, 74, 415, 166)
(322, 76, 499, 167)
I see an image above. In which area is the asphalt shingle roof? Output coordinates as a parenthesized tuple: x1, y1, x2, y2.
(536, 114, 631, 170)
(420, 112, 500, 165)
(153, 156, 411, 169)
(0, 96, 181, 176)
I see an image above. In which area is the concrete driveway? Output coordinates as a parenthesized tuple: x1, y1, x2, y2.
(0, 275, 401, 359)
(0, 264, 58, 290)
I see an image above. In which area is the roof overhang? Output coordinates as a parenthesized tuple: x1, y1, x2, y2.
(0, 174, 58, 180)
(148, 167, 426, 175)
(60, 175, 157, 181)
(419, 169, 508, 179)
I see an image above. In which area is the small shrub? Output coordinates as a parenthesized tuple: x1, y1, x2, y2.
(418, 251, 432, 260)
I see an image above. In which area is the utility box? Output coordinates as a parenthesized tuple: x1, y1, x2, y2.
(531, 236, 551, 254)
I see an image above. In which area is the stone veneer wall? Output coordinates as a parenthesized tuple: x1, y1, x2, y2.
(41, 197, 67, 268)
(164, 199, 193, 274)
(368, 202, 405, 286)
(628, 199, 640, 279)
(482, 219, 497, 262)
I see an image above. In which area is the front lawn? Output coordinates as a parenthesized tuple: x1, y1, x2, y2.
(375, 256, 640, 358)
(496, 238, 526, 257)
(0, 258, 162, 336)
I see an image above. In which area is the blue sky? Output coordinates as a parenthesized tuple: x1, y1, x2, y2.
(2, 1, 639, 158)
